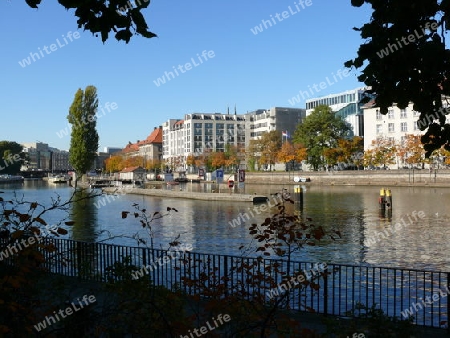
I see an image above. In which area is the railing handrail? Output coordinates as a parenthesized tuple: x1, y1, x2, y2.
(41, 237, 450, 275)
(2, 236, 449, 328)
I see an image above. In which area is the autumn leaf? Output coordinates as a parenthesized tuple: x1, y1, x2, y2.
(64, 221, 75, 226)
(29, 227, 40, 235)
(57, 228, 68, 235)
(121, 211, 129, 219)
(33, 217, 47, 225)
(11, 230, 24, 239)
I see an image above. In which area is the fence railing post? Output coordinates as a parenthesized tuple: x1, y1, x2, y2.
(323, 266, 328, 316)
(36, 238, 450, 329)
(447, 273, 450, 334)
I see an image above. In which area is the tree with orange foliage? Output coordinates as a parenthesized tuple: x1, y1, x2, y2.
(105, 155, 125, 173)
(397, 134, 424, 168)
(145, 159, 161, 171)
(209, 151, 226, 170)
(224, 144, 240, 172)
(123, 156, 144, 168)
(294, 143, 308, 163)
(366, 137, 397, 168)
(277, 141, 296, 170)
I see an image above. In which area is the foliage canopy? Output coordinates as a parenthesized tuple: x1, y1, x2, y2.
(293, 105, 351, 170)
(25, 0, 156, 43)
(347, 0, 450, 156)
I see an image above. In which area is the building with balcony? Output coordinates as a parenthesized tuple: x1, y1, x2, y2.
(162, 113, 246, 171)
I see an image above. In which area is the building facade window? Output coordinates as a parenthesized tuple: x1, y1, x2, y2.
(388, 109, 394, 119)
(414, 121, 418, 130)
(400, 122, 408, 132)
(376, 110, 382, 120)
(376, 124, 382, 134)
(388, 123, 394, 132)
(400, 109, 407, 118)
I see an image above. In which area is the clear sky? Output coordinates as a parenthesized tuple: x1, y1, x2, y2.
(0, 0, 372, 151)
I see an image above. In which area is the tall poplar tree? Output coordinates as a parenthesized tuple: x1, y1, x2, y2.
(68, 86, 99, 188)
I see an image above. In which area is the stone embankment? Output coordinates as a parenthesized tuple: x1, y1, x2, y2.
(102, 186, 267, 203)
(243, 169, 450, 187)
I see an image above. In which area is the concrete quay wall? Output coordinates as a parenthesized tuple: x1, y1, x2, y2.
(243, 170, 450, 187)
(103, 187, 266, 203)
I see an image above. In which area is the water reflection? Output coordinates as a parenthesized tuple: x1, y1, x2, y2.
(2, 182, 450, 271)
(70, 189, 98, 242)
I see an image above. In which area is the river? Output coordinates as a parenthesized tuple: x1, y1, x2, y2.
(1, 180, 449, 272)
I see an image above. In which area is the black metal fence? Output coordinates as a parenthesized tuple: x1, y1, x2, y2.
(36, 238, 450, 329)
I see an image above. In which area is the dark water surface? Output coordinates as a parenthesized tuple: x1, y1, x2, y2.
(1, 181, 450, 271)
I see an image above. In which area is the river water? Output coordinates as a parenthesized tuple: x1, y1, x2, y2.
(1, 180, 449, 272)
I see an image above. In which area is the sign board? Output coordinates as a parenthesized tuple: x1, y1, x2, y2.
(238, 169, 245, 182)
(216, 169, 224, 183)
(198, 168, 205, 177)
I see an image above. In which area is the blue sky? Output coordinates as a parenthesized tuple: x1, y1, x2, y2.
(0, 0, 372, 151)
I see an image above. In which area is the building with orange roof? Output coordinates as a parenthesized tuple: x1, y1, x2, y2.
(120, 126, 163, 169)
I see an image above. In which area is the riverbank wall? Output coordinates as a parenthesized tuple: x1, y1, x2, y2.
(241, 169, 450, 187)
(102, 186, 267, 203)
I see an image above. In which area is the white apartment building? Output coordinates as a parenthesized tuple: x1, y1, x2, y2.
(162, 113, 246, 170)
(305, 87, 370, 137)
(364, 101, 450, 168)
(162, 107, 306, 170)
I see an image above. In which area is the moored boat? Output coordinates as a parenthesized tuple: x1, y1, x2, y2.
(0, 174, 24, 183)
(48, 175, 68, 184)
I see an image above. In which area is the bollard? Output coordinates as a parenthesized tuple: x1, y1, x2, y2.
(379, 188, 386, 211)
(294, 185, 303, 209)
(385, 189, 392, 210)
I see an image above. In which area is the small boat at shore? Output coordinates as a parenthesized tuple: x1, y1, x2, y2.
(48, 175, 68, 184)
(167, 181, 180, 186)
(0, 175, 24, 183)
